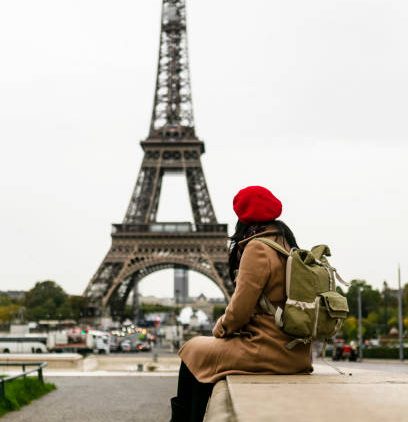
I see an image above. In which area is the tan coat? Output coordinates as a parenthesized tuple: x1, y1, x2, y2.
(178, 229, 313, 383)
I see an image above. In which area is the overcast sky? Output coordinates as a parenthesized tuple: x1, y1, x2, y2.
(0, 0, 407, 299)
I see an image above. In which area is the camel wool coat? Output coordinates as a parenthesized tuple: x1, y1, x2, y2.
(178, 229, 313, 383)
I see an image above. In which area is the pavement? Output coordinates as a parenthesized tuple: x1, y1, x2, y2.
(2, 356, 408, 422)
(1, 376, 178, 422)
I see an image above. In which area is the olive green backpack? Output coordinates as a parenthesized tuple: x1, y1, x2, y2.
(255, 238, 349, 349)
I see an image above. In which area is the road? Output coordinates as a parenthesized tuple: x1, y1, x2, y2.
(2, 376, 178, 422)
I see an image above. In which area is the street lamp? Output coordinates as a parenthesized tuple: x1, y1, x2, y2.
(398, 265, 404, 362)
(357, 285, 363, 361)
(174, 288, 180, 350)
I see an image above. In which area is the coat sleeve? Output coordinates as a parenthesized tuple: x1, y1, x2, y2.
(212, 240, 272, 338)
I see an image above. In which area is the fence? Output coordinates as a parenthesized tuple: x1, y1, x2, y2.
(0, 362, 47, 398)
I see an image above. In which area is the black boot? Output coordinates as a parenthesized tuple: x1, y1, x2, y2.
(170, 396, 188, 422)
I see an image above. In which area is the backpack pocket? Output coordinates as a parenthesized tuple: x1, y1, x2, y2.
(283, 300, 316, 338)
(315, 291, 349, 339)
(320, 291, 349, 318)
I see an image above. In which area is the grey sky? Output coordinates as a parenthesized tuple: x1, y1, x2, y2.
(0, 0, 407, 298)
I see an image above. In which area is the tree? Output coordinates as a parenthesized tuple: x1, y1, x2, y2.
(141, 303, 178, 314)
(0, 304, 21, 324)
(68, 295, 88, 320)
(342, 316, 357, 341)
(0, 293, 12, 306)
(346, 280, 381, 318)
(363, 312, 380, 339)
(212, 305, 226, 322)
(24, 281, 70, 321)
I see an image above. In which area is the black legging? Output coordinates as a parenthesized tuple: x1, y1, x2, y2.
(171, 361, 214, 422)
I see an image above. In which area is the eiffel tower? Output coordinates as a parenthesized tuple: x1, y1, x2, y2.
(83, 0, 233, 321)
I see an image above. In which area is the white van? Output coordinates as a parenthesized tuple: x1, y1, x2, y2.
(87, 330, 110, 354)
(0, 336, 48, 353)
(46, 330, 110, 354)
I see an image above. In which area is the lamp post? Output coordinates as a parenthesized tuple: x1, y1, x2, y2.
(174, 288, 180, 350)
(398, 265, 404, 361)
(357, 285, 363, 361)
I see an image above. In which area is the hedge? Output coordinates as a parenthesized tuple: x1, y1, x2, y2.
(326, 347, 408, 359)
(0, 377, 56, 417)
(362, 347, 408, 359)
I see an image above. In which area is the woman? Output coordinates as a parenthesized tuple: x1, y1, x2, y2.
(170, 186, 313, 421)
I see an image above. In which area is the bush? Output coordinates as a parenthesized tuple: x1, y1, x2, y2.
(0, 376, 56, 417)
(362, 347, 408, 359)
(325, 347, 408, 359)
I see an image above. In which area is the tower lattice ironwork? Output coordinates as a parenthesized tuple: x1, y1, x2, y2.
(83, 0, 233, 320)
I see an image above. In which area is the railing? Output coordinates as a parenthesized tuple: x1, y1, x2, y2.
(0, 362, 47, 398)
(196, 224, 228, 233)
(112, 223, 228, 234)
(112, 222, 192, 233)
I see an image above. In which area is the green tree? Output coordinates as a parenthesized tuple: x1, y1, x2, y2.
(363, 312, 380, 339)
(336, 286, 345, 296)
(68, 295, 88, 320)
(212, 305, 226, 322)
(381, 281, 398, 331)
(141, 303, 178, 314)
(387, 316, 398, 328)
(0, 293, 12, 306)
(346, 280, 381, 318)
(0, 304, 21, 324)
(342, 316, 357, 340)
(24, 281, 69, 321)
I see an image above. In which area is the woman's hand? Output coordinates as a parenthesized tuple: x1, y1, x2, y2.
(212, 315, 226, 338)
(213, 316, 253, 338)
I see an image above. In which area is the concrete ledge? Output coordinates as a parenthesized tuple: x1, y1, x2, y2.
(204, 380, 236, 422)
(204, 365, 408, 422)
(0, 353, 83, 369)
(0, 354, 181, 373)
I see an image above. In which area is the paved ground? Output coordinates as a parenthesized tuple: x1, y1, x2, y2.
(2, 359, 407, 421)
(2, 376, 178, 422)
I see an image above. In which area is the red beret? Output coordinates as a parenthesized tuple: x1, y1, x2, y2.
(233, 186, 282, 224)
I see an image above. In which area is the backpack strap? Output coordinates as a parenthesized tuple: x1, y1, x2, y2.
(254, 238, 290, 257)
(286, 337, 313, 350)
(258, 295, 284, 327)
(255, 237, 289, 327)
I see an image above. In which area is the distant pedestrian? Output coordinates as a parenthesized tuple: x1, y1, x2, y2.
(169, 186, 313, 421)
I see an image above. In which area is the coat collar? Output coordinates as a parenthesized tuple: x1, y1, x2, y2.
(238, 229, 281, 248)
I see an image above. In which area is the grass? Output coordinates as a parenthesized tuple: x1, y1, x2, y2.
(0, 376, 56, 417)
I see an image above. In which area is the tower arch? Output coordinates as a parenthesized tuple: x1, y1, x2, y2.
(107, 262, 229, 319)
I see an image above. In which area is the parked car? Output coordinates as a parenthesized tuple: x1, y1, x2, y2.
(135, 341, 151, 352)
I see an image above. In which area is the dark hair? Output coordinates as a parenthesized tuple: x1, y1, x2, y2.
(228, 219, 299, 282)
